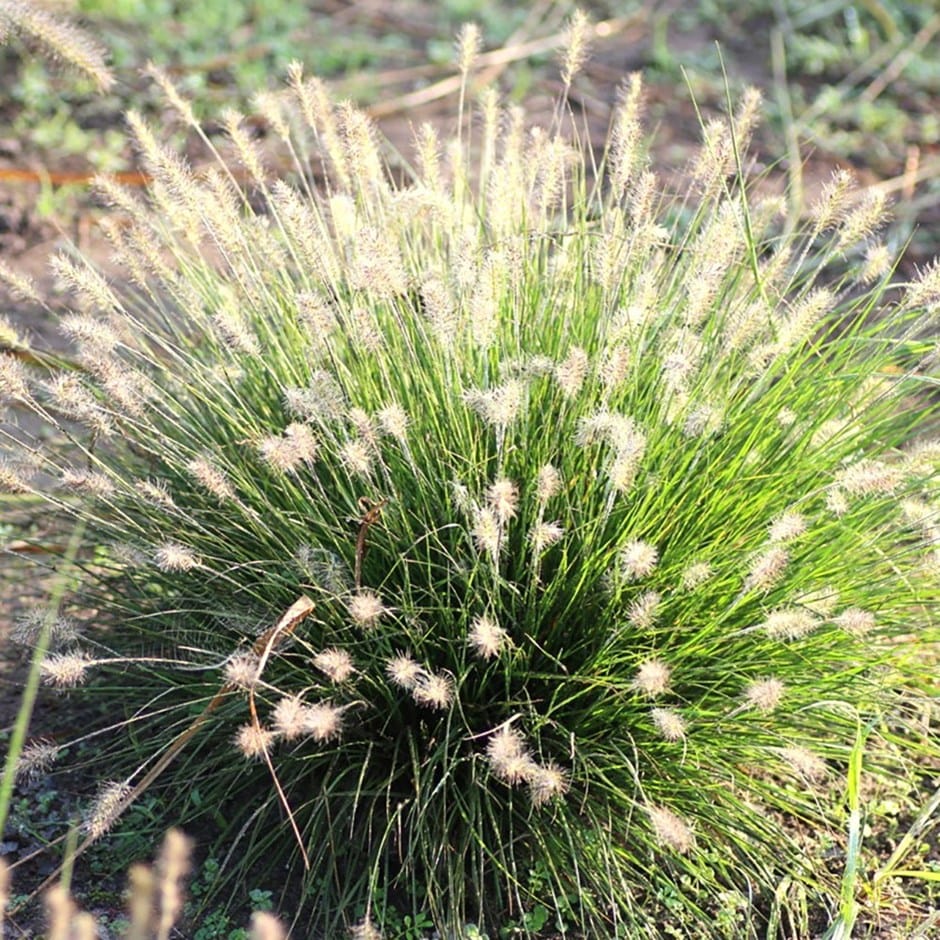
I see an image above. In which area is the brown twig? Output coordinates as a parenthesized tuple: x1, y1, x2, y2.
(354, 496, 387, 590)
(246, 598, 315, 871)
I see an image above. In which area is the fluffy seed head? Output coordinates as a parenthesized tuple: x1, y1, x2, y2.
(386, 653, 423, 690)
(761, 608, 820, 640)
(779, 746, 828, 782)
(456, 22, 481, 74)
(146, 61, 197, 126)
(608, 448, 644, 493)
(413, 122, 443, 194)
(250, 912, 287, 940)
(258, 423, 318, 473)
(610, 414, 646, 455)
(15, 739, 60, 782)
(795, 586, 840, 617)
(3, 3, 114, 92)
(86, 781, 131, 839)
(420, 277, 457, 344)
(211, 303, 260, 356)
(860, 243, 892, 284)
(61, 469, 116, 499)
(303, 702, 345, 742)
(633, 659, 671, 697)
(834, 607, 876, 636)
(601, 343, 632, 388)
(337, 103, 384, 192)
(777, 288, 834, 351)
(40, 651, 93, 688)
(350, 409, 380, 446)
(767, 512, 807, 543)
(223, 651, 261, 691)
(826, 489, 850, 517)
(903, 439, 940, 477)
(138, 852, 177, 940)
(648, 806, 693, 853)
(465, 379, 525, 429)
(486, 726, 537, 785)
(628, 590, 662, 629)
(837, 189, 888, 250)
(339, 439, 374, 477)
(472, 506, 502, 557)
(272, 695, 308, 741)
(377, 403, 409, 441)
(680, 401, 723, 439)
(528, 761, 570, 807)
(285, 372, 346, 423)
(560, 8, 592, 85)
(609, 73, 645, 197)
(350, 917, 384, 940)
(537, 463, 562, 501)
(12, 611, 81, 648)
(680, 561, 714, 590)
(136, 479, 176, 508)
(837, 459, 904, 497)
(900, 498, 934, 532)
(745, 678, 785, 713)
(61, 313, 120, 356)
(329, 193, 357, 241)
(530, 521, 565, 553)
(811, 417, 850, 450)
(222, 107, 266, 185)
(44, 884, 76, 935)
(46, 373, 113, 435)
(186, 456, 236, 501)
(153, 543, 200, 572)
(652, 707, 686, 741)
(0, 459, 29, 494)
(347, 591, 389, 628)
(313, 647, 355, 683)
(412, 672, 454, 710)
(468, 615, 509, 660)
(745, 547, 789, 592)
(487, 477, 519, 524)
(812, 169, 855, 234)
(621, 540, 658, 580)
(555, 346, 589, 397)
(350, 227, 408, 298)
(235, 723, 275, 759)
(904, 257, 940, 309)
(0, 261, 41, 303)
(0, 354, 31, 402)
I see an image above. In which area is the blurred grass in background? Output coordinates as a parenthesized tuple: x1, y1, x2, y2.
(2, 1, 938, 179)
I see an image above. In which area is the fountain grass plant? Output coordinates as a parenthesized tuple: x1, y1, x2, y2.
(1, 16, 939, 938)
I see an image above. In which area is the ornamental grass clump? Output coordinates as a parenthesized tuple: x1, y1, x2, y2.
(3, 20, 939, 938)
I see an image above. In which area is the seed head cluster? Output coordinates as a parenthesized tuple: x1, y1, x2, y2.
(485, 726, 537, 786)
(347, 591, 388, 628)
(633, 659, 671, 697)
(745, 678, 785, 713)
(468, 615, 508, 660)
(621, 540, 658, 580)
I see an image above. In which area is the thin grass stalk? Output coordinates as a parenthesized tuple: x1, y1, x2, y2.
(0, 519, 85, 836)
